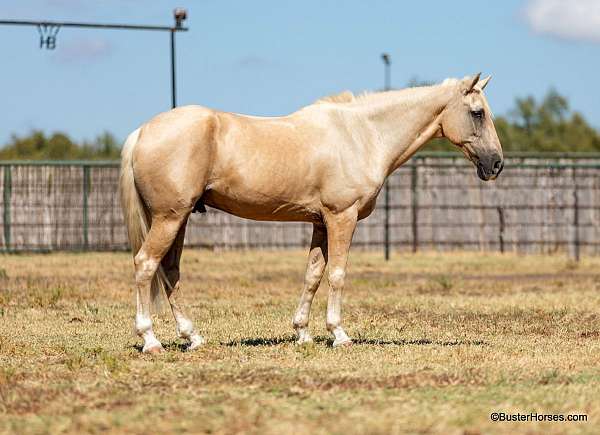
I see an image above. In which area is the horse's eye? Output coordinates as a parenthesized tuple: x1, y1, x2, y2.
(471, 109, 484, 119)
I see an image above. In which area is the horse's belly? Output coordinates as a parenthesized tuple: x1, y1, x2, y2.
(201, 189, 321, 223)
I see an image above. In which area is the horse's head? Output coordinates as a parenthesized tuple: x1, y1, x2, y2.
(440, 73, 504, 181)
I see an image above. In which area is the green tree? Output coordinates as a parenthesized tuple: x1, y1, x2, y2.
(497, 89, 600, 152)
(421, 88, 600, 153)
(0, 131, 121, 160)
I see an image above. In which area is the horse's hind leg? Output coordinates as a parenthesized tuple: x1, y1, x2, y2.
(134, 215, 185, 353)
(293, 224, 328, 344)
(161, 218, 205, 350)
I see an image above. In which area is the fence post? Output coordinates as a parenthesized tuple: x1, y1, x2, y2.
(82, 165, 90, 250)
(411, 161, 419, 253)
(3, 165, 11, 252)
(573, 167, 580, 262)
(497, 206, 505, 253)
(384, 180, 390, 260)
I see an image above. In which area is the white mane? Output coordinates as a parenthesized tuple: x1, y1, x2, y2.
(441, 78, 460, 86)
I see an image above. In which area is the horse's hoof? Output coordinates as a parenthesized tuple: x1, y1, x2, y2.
(296, 337, 314, 345)
(332, 338, 353, 347)
(143, 344, 164, 354)
(188, 335, 206, 351)
(296, 329, 313, 345)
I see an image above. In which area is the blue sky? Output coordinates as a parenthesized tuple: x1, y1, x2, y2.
(1, 0, 599, 145)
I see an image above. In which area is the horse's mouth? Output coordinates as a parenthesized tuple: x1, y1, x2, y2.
(459, 142, 480, 167)
(459, 144, 493, 181)
(459, 142, 500, 181)
(476, 163, 491, 181)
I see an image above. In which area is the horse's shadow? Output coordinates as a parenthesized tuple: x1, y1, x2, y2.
(223, 335, 487, 347)
(352, 337, 487, 346)
(132, 336, 487, 352)
(224, 336, 298, 347)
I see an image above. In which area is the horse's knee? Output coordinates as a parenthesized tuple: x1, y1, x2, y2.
(328, 267, 346, 289)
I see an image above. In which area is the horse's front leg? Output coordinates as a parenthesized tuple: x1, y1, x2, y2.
(323, 205, 358, 347)
(293, 224, 328, 344)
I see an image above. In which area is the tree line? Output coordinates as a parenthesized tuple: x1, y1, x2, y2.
(425, 88, 600, 152)
(0, 131, 121, 160)
(1, 89, 599, 159)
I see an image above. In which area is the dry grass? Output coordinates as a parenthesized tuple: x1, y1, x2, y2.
(1, 250, 600, 434)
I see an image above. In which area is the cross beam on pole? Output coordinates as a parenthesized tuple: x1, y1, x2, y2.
(0, 19, 188, 32)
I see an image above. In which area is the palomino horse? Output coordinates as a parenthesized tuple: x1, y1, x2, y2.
(120, 73, 503, 353)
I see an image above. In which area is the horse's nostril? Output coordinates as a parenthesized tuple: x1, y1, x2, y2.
(493, 159, 503, 172)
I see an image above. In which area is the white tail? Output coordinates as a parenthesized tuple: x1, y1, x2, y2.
(119, 128, 169, 308)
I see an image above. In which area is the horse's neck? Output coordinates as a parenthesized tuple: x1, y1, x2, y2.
(357, 86, 453, 176)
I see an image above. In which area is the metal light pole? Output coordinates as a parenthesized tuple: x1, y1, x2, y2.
(171, 8, 187, 109)
(381, 53, 391, 260)
(382, 53, 391, 91)
(170, 29, 177, 108)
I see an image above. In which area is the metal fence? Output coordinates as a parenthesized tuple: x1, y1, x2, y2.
(2, 153, 600, 256)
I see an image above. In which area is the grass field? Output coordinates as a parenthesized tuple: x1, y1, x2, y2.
(1, 249, 600, 434)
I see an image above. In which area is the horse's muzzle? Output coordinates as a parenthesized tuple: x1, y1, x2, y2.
(476, 157, 504, 181)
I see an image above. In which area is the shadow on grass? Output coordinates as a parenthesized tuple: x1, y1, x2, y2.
(352, 337, 487, 346)
(224, 336, 298, 347)
(133, 336, 487, 351)
(224, 335, 487, 347)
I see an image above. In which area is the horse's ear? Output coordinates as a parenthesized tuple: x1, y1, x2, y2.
(476, 75, 491, 91)
(462, 73, 481, 94)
